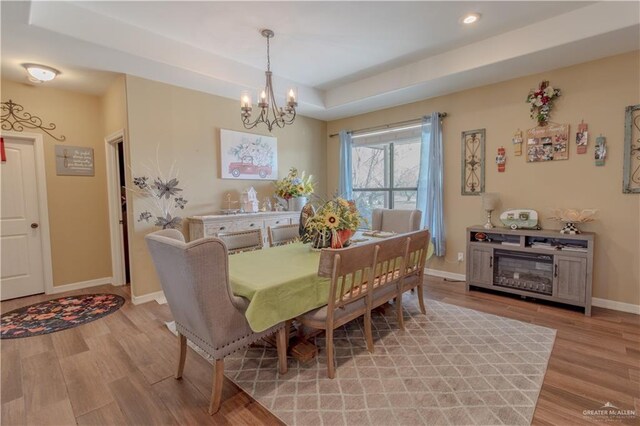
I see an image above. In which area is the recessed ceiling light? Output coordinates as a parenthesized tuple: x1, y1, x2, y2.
(461, 13, 481, 25)
(23, 64, 59, 82)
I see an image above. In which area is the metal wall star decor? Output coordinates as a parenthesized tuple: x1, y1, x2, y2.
(0, 99, 66, 141)
(461, 129, 486, 195)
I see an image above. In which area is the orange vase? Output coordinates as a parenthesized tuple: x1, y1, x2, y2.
(332, 229, 353, 248)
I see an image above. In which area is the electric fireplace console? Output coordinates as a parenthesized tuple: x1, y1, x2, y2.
(466, 226, 594, 315)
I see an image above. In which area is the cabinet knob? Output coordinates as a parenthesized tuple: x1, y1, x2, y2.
(489, 256, 493, 268)
(31, 223, 39, 229)
(219, 226, 226, 230)
(250, 223, 255, 227)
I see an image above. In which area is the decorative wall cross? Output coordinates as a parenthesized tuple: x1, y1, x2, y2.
(0, 99, 66, 141)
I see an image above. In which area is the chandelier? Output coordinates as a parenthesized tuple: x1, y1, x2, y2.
(241, 29, 297, 132)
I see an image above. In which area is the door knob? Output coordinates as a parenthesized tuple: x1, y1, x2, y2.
(31, 223, 39, 229)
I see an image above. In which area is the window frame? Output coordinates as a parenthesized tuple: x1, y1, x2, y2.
(352, 140, 419, 210)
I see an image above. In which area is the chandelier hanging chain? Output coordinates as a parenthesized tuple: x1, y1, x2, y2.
(240, 29, 297, 132)
(266, 33, 271, 72)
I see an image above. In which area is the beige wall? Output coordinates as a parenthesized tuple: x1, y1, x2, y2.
(327, 51, 640, 306)
(1, 80, 112, 286)
(125, 76, 327, 297)
(101, 75, 128, 138)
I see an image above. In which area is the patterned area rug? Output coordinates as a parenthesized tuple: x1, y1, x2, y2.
(1, 294, 125, 339)
(168, 298, 556, 425)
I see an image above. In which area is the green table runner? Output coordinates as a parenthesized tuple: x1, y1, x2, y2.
(229, 243, 330, 332)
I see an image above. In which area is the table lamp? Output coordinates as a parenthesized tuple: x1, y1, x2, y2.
(482, 193, 499, 229)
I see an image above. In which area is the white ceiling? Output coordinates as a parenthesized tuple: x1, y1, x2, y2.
(1, 1, 638, 121)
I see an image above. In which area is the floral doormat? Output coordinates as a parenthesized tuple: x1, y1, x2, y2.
(1, 294, 125, 339)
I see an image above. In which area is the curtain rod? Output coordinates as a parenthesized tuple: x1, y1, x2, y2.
(328, 113, 447, 138)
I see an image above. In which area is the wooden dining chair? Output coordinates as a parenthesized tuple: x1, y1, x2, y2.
(145, 229, 287, 414)
(267, 224, 300, 247)
(218, 229, 263, 254)
(400, 229, 431, 316)
(297, 243, 379, 379)
(368, 234, 411, 332)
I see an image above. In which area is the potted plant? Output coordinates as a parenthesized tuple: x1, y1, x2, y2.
(274, 167, 314, 211)
(304, 198, 364, 249)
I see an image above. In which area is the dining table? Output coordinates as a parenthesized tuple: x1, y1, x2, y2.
(228, 232, 434, 334)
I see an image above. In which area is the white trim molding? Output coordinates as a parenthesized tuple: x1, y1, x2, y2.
(105, 130, 127, 286)
(1, 131, 55, 296)
(48, 277, 113, 294)
(425, 268, 466, 282)
(131, 290, 165, 305)
(592, 298, 640, 315)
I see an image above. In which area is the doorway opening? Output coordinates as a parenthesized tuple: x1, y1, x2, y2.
(116, 140, 131, 284)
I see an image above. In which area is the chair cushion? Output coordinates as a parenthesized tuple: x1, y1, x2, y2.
(299, 298, 366, 323)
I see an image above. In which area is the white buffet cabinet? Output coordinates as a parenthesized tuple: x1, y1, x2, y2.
(188, 211, 300, 245)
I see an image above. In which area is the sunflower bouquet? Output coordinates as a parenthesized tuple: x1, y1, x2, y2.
(274, 167, 314, 199)
(304, 198, 364, 249)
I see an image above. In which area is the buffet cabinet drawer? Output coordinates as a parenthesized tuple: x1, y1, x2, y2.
(264, 218, 290, 229)
(204, 221, 235, 236)
(236, 219, 262, 231)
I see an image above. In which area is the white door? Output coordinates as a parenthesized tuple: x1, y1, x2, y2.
(1, 138, 45, 300)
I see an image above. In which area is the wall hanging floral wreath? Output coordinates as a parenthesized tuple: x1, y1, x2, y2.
(526, 80, 561, 126)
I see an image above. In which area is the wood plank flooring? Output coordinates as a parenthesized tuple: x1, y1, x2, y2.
(1, 279, 638, 425)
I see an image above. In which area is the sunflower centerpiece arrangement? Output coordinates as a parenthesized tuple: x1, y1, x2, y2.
(304, 198, 364, 249)
(274, 167, 314, 211)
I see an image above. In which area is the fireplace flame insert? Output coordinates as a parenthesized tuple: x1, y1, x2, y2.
(493, 250, 553, 295)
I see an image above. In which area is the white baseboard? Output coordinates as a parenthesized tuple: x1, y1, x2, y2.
(48, 277, 113, 294)
(131, 290, 166, 305)
(425, 268, 466, 281)
(592, 297, 640, 315)
(424, 268, 639, 315)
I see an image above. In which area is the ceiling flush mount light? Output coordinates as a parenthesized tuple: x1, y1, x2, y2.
(23, 64, 59, 83)
(461, 13, 481, 25)
(241, 29, 297, 132)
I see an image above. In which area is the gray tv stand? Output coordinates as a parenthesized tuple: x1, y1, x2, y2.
(466, 226, 594, 316)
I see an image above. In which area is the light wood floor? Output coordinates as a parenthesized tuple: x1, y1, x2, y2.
(1, 279, 638, 425)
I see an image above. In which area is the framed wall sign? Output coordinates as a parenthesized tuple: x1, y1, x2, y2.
(55, 145, 94, 176)
(220, 129, 278, 180)
(461, 129, 485, 195)
(623, 104, 640, 193)
(526, 123, 570, 162)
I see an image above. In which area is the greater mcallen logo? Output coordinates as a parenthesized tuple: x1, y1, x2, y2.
(583, 402, 637, 421)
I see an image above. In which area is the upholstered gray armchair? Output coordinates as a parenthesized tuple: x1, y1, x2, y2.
(145, 229, 287, 415)
(371, 208, 422, 234)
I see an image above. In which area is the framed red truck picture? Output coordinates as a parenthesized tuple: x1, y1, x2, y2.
(220, 129, 278, 180)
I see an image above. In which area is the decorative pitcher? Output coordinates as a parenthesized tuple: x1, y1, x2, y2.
(287, 196, 307, 211)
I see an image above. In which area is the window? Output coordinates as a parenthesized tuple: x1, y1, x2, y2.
(351, 126, 422, 226)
